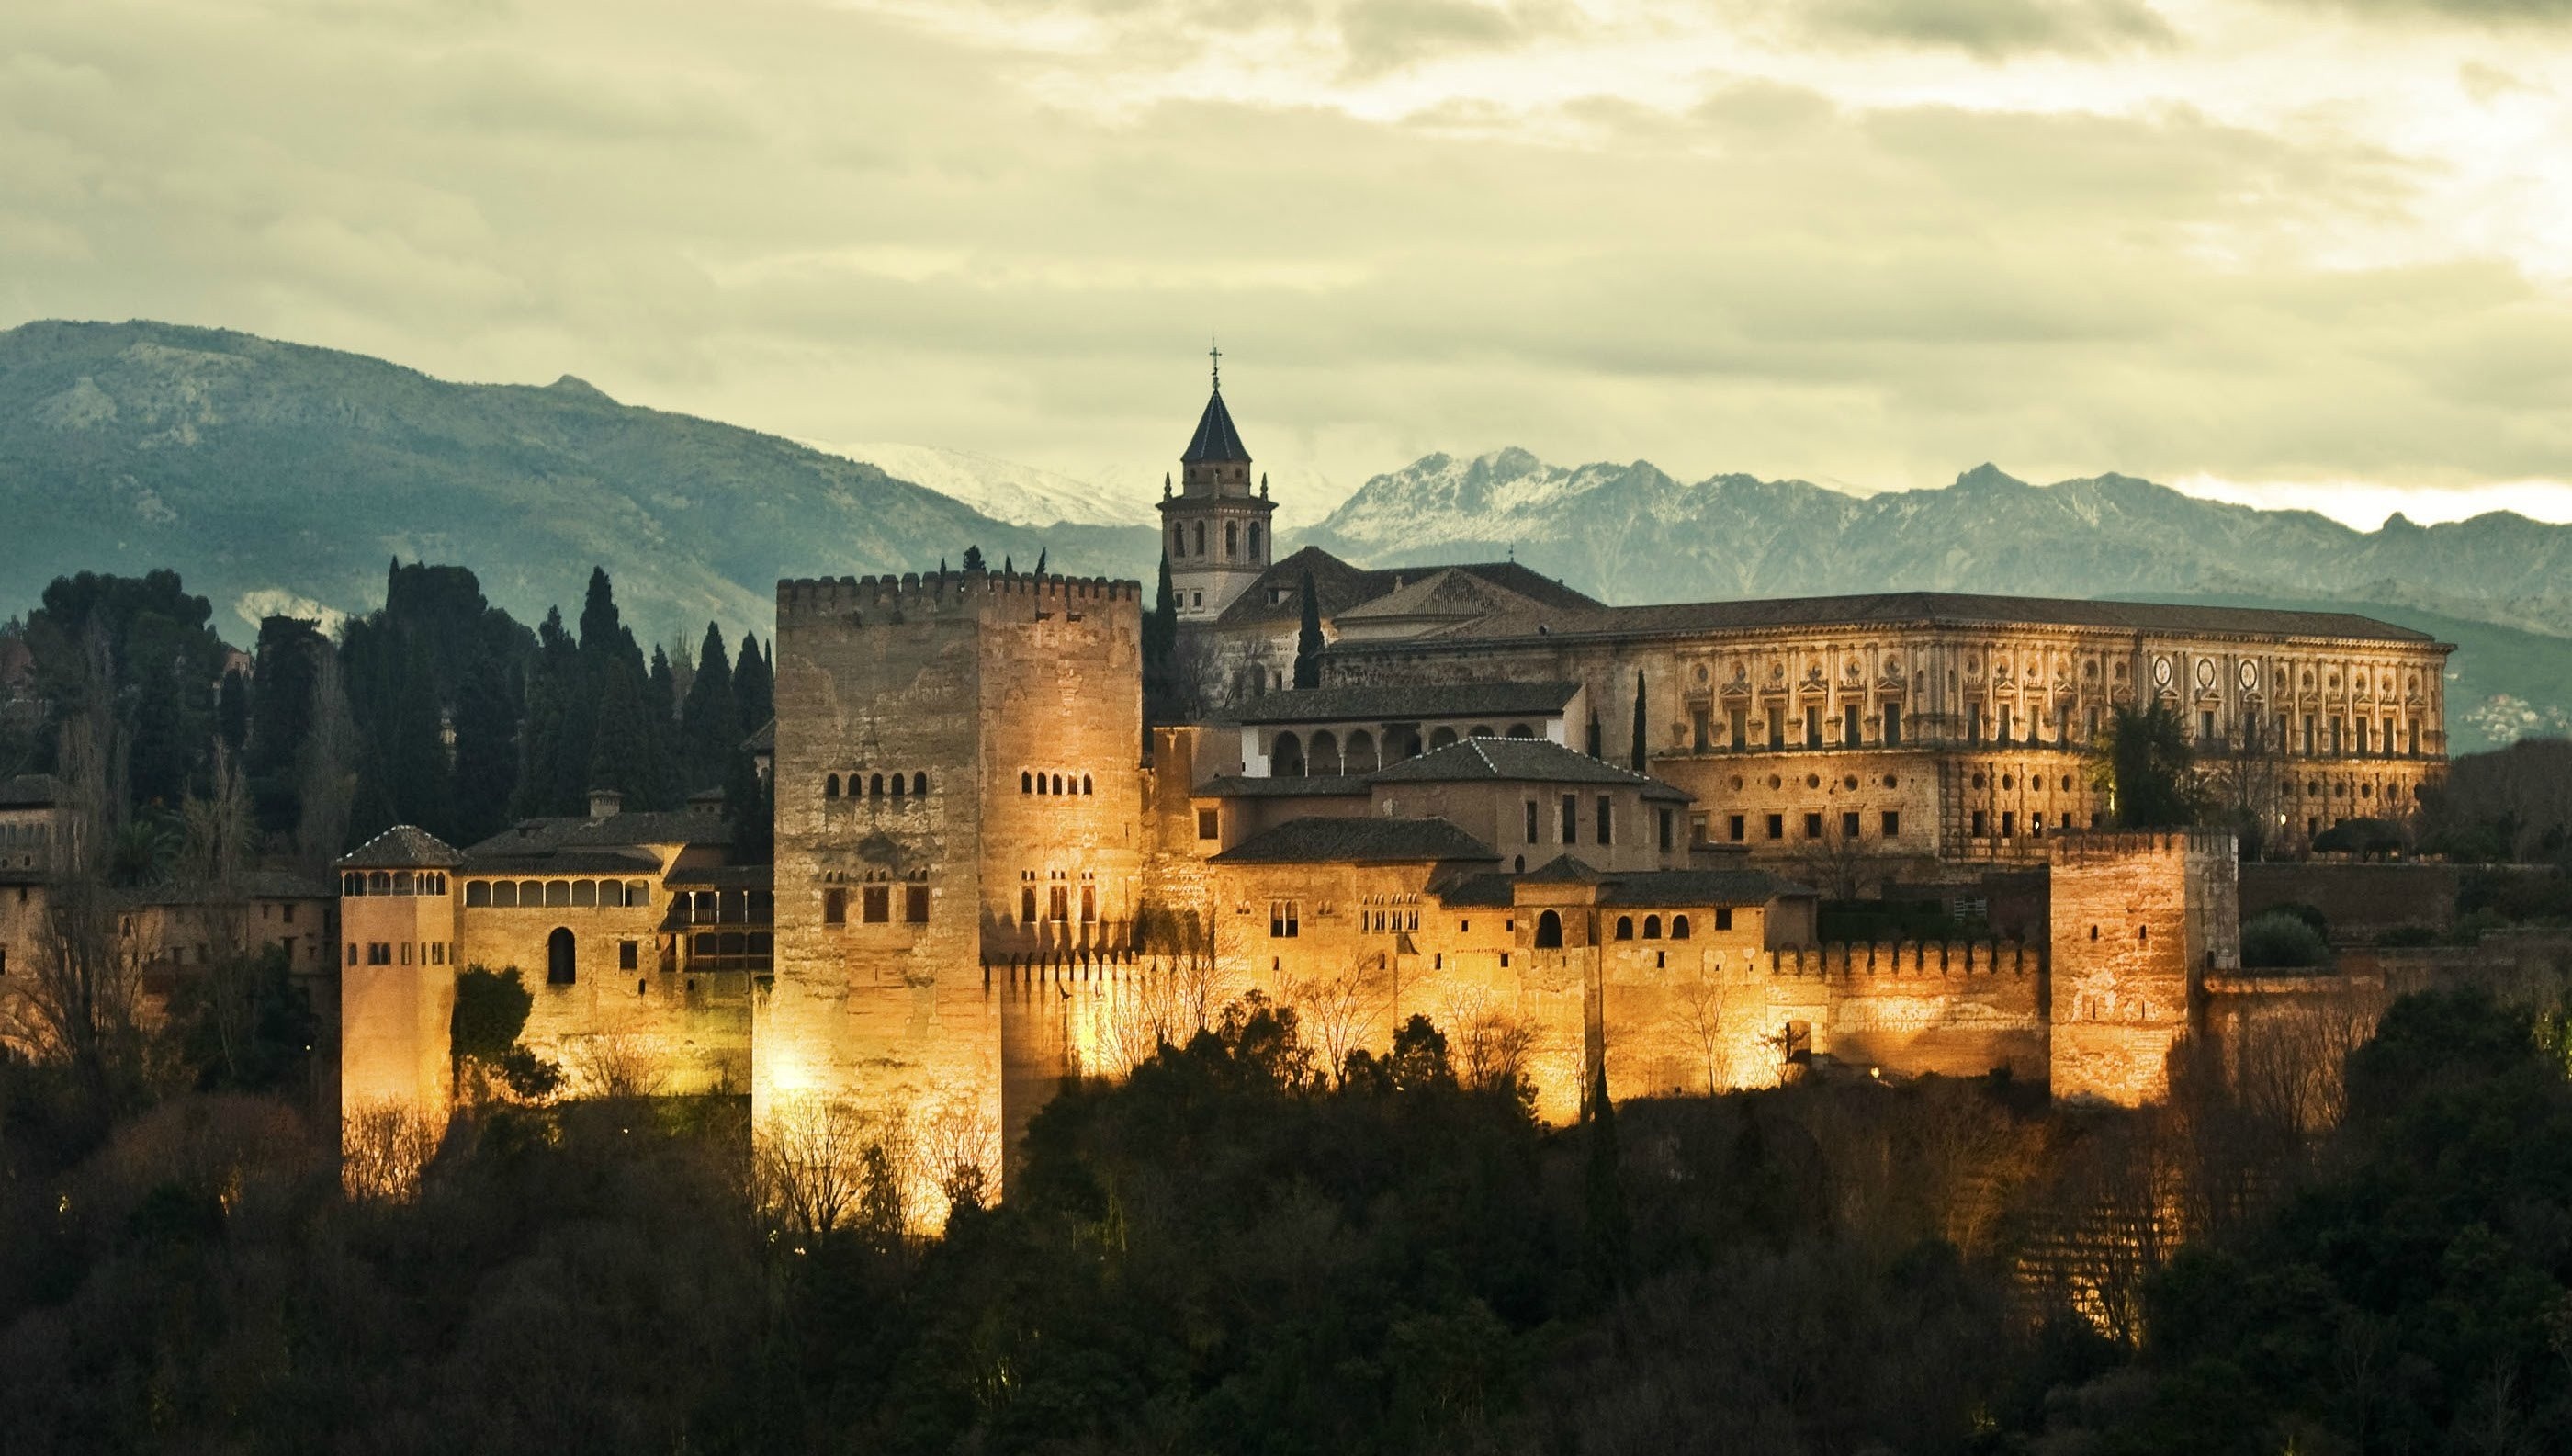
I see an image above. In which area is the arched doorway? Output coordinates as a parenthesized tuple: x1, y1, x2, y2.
(1535, 910, 1563, 949)
(547, 927, 576, 986)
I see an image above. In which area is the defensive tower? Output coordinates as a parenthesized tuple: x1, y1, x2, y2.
(759, 568, 1145, 1209)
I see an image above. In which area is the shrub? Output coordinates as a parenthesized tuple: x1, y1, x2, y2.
(2240, 910, 2329, 969)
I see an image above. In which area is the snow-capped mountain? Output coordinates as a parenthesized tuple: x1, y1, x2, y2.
(809, 441, 1156, 529)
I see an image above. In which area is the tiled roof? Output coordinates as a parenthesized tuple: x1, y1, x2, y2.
(1350, 590, 2434, 649)
(661, 863, 774, 890)
(1236, 680, 1580, 725)
(1517, 853, 1604, 884)
(0, 773, 64, 808)
(1182, 389, 1251, 463)
(121, 870, 336, 906)
(336, 824, 463, 869)
(1210, 547, 1601, 632)
(744, 719, 774, 753)
(1432, 872, 1517, 908)
(466, 810, 729, 857)
(463, 847, 666, 875)
(1337, 568, 1520, 624)
(1369, 736, 1691, 801)
(1208, 815, 1496, 865)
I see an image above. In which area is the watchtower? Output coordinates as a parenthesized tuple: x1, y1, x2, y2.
(2047, 829, 2240, 1104)
(759, 568, 1144, 1211)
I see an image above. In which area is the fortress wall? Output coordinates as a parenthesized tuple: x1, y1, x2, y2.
(2240, 861, 2459, 940)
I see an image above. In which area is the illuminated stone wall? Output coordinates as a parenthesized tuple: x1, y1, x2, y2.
(2048, 830, 2240, 1105)
(761, 571, 1142, 1209)
(338, 888, 460, 1124)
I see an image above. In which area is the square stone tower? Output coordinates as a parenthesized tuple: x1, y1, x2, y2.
(2048, 829, 2240, 1105)
(759, 570, 1144, 1198)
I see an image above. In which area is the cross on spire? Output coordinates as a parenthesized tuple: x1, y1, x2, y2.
(1209, 335, 1222, 391)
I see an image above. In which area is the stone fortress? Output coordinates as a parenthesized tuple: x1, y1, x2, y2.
(327, 365, 2461, 1208)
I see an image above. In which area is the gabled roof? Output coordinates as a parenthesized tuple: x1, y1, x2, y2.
(1336, 568, 1520, 625)
(1236, 680, 1580, 725)
(1182, 389, 1251, 463)
(457, 809, 728, 874)
(0, 773, 63, 809)
(1208, 815, 1496, 865)
(744, 719, 774, 754)
(1517, 853, 1603, 884)
(1369, 735, 1692, 802)
(337, 824, 464, 869)
(1341, 590, 2436, 649)
(1209, 547, 1602, 632)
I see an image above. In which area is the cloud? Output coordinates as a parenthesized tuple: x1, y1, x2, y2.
(2, 0, 2569, 514)
(1802, 0, 2178, 57)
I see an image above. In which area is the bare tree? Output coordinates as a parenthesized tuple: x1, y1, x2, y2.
(756, 1093, 871, 1246)
(1442, 987, 1539, 1093)
(1674, 960, 1736, 1094)
(918, 1093, 999, 1219)
(565, 1029, 670, 1100)
(342, 1096, 445, 1202)
(1282, 948, 1392, 1081)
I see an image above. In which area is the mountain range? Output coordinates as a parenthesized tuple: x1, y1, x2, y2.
(4, 320, 2569, 749)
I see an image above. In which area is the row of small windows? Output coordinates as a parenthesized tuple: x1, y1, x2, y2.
(1170, 519, 1264, 561)
(826, 772, 931, 799)
(1613, 912, 1729, 940)
(348, 940, 455, 966)
(1720, 810, 1904, 842)
(1020, 869, 1099, 924)
(824, 883, 931, 925)
(343, 871, 449, 897)
(1269, 725, 1540, 777)
(1021, 771, 1095, 796)
(463, 878, 652, 909)
(1517, 794, 1644, 849)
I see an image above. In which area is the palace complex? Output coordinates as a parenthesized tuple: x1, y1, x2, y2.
(0, 366, 2468, 1218)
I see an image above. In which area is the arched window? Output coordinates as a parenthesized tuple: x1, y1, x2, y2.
(547, 927, 576, 986)
(392, 871, 412, 894)
(1193, 521, 1205, 555)
(1052, 773, 1065, 795)
(1225, 521, 1239, 558)
(1428, 727, 1458, 751)
(913, 773, 929, 796)
(890, 773, 905, 797)
(1643, 915, 1662, 939)
(826, 773, 840, 798)
(369, 871, 391, 894)
(1170, 525, 1184, 557)
(870, 773, 885, 797)
(1671, 914, 1690, 940)
(1469, 724, 1495, 739)
(466, 880, 491, 908)
(1536, 910, 1564, 949)
(1309, 730, 1342, 776)
(1081, 773, 1093, 795)
(1615, 916, 1634, 941)
(492, 881, 519, 908)
(1506, 723, 1534, 739)
(1273, 731, 1304, 777)
(1021, 771, 1032, 794)
(1345, 730, 1378, 773)
(824, 888, 847, 925)
(1248, 523, 1262, 559)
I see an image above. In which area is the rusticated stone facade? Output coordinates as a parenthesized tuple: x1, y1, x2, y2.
(2048, 830, 2241, 1105)
(760, 570, 1144, 1192)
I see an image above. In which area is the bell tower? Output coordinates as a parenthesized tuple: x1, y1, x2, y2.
(1157, 341, 1277, 624)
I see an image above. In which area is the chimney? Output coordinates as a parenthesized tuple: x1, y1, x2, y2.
(588, 788, 623, 818)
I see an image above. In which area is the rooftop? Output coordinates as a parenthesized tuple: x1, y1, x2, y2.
(1369, 736, 1691, 801)
(1211, 547, 1600, 632)
(336, 824, 463, 870)
(0, 773, 64, 809)
(1337, 589, 2439, 649)
(1208, 815, 1497, 865)
(1181, 388, 1251, 464)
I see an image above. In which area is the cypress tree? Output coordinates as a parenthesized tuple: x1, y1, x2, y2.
(586, 655, 652, 807)
(962, 545, 985, 572)
(449, 655, 518, 841)
(1143, 553, 1180, 723)
(246, 615, 327, 835)
(218, 669, 249, 755)
(1292, 569, 1323, 690)
(1033, 547, 1048, 574)
(724, 749, 772, 866)
(682, 623, 741, 793)
(1630, 669, 1648, 772)
(576, 566, 622, 658)
(1584, 1066, 1630, 1291)
(732, 632, 773, 738)
(385, 632, 450, 835)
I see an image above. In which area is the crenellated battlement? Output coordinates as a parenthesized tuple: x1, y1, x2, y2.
(1760, 940, 2041, 979)
(2048, 829, 2237, 865)
(776, 570, 1142, 620)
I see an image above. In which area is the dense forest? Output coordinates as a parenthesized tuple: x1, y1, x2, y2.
(6, 973, 2572, 1453)
(0, 561, 778, 871)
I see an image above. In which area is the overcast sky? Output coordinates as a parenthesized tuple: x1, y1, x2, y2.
(6, 0, 2571, 527)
